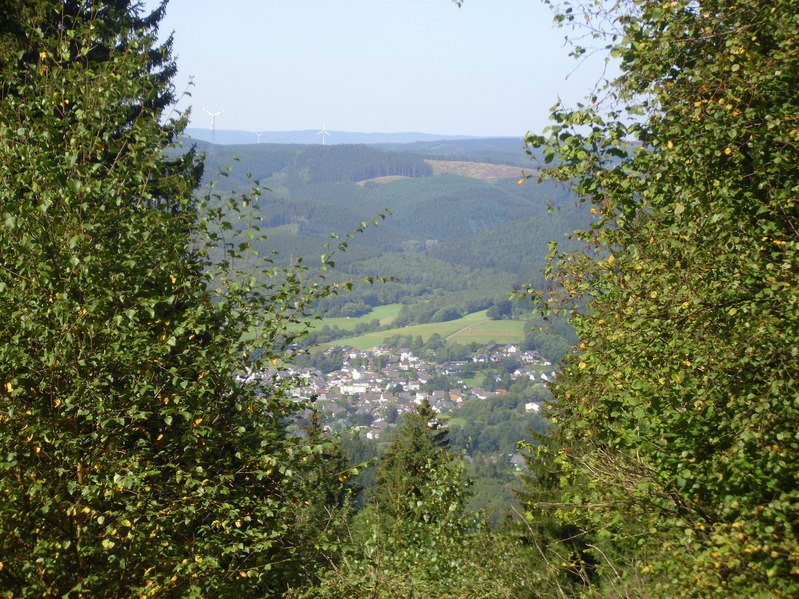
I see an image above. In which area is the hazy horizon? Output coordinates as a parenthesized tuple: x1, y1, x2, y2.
(146, 0, 610, 139)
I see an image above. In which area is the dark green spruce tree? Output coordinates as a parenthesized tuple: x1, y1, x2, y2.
(370, 398, 451, 523)
(513, 434, 598, 599)
(289, 408, 358, 578)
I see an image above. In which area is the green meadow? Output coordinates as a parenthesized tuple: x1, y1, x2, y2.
(328, 310, 527, 350)
(308, 303, 404, 331)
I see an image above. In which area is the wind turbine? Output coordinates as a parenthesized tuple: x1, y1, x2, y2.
(203, 107, 226, 144)
(316, 123, 331, 145)
(255, 132, 265, 144)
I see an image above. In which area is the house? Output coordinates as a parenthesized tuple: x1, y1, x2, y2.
(430, 390, 447, 402)
(339, 382, 369, 394)
(510, 453, 526, 470)
(472, 388, 493, 400)
(514, 368, 538, 381)
(373, 344, 391, 356)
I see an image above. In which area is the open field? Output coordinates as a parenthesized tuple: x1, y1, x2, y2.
(356, 160, 532, 185)
(309, 303, 403, 331)
(425, 159, 530, 181)
(445, 318, 527, 345)
(461, 375, 484, 388)
(246, 304, 403, 342)
(329, 310, 527, 350)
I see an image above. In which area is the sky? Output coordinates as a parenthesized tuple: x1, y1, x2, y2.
(143, 0, 611, 138)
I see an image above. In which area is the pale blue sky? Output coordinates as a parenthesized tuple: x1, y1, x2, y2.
(145, 0, 610, 137)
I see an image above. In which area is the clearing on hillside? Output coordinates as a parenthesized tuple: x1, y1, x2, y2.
(356, 160, 533, 184)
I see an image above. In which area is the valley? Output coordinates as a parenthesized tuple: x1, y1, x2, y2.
(192, 137, 585, 518)
(193, 137, 588, 325)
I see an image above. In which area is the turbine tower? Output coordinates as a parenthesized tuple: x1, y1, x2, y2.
(255, 132, 265, 144)
(203, 107, 226, 144)
(317, 123, 331, 145)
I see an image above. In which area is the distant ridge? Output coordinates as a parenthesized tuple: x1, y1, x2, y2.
(183, 128, 498, 146)
(175, 135, 535, 170)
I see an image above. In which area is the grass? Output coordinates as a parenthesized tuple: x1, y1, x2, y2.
(329, 310, 527, 350)
(446, 318, 527, 345)
(308, 303, 403, 331)
(461, 375, 483, 388)
(246, 304, 404, 342)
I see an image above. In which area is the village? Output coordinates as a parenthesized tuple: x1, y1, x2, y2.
(261, 343, 558, 440)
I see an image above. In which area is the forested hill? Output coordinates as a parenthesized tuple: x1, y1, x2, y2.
(182, 136, 535, 184)
(196, 143, 434, 186)
(373, 137, 533, 166)
(187, 140, 587, 319)
(183, 128, 485, 145)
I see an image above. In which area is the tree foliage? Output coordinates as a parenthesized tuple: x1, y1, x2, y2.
(0, 2, 349, 596)
(369, 399, 452, 523)
(292, 401, 536, 599)
(525, 0, 799, 596)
